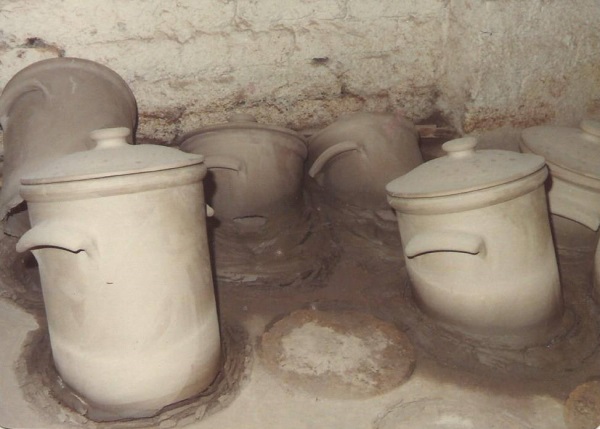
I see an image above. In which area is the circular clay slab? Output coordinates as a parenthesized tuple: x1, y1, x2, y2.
(565, 380, 600, 429)
(374, 398, 533, 429)
(259, 309, 415, 399)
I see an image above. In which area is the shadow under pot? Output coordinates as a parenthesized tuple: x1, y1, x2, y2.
(307, 112, 423, 211)
(177, 114, 307, 232)
(0, 57, 138, 236)
(520, 119, 600, 264)
(16, 128, 220, 421)
(386, 137, 562, 348)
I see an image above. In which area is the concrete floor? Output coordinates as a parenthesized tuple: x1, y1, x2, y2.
(1, 193, 600, 429)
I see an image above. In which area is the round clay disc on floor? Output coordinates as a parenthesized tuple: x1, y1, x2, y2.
(374, 398, 533, 429)
(259, 309, 415, 399)
(565, 380, 600, 429)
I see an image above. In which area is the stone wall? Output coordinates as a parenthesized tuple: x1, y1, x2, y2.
(0, 0, 599, 147)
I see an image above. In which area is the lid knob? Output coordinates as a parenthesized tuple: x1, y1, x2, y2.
(90, 127, 131, 150)
(228, 113, 257, 123)
(580, 119, 600, 137)
(442, 136, 478, 159)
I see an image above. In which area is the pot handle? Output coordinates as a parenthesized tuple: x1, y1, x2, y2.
(308, 141, 361, 178)
(206, 204, 215, 217)
(204, 155, 245, 173)
(16, 221, 98, 259)
(404, 231, 486, 259)
(0, 79, 50, 126)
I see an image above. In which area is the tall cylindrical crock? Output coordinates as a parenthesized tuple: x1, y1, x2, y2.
(16, 128, 220, 421)
(0, 57, 137, 233)
(386, 137, 562, 346)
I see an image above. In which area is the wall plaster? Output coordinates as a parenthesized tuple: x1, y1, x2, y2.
(0, 0, 598, 148)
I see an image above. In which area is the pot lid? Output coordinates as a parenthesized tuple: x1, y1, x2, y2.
(521, 119, 600, 181)
(386, 137, 545, 198)
(21, 127, 204, 185)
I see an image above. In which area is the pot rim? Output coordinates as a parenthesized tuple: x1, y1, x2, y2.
(387, 167, 548, 215)
(307, 112, 418, 148)
(520, 122, 600, 183)
(545, 160, 600, 191)
(20, 163, 207, 203)
(521, 142, 600, 192)
(177, 122, 307, 159)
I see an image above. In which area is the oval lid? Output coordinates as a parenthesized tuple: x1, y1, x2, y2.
(21, 127, 204, 185)
(521, 119, 600, 181)
(386, 137, 545, 198)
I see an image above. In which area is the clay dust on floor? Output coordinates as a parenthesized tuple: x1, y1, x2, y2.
(259, 309, 415, 399)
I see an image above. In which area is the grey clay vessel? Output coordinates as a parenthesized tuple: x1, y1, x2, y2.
(0, 57, 137, 234)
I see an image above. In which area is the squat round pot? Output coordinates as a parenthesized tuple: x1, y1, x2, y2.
(307, 111, 422, 210)
(0, 57, 137, 233)
(16, 128, 220, 421)
(178, 113, 307, 224)
(386, 137, 562, 346)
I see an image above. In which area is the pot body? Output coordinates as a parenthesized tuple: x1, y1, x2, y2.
(308, 112, 422, 209)
(389, 180, 562, 345)
(545, 175, 600, 257)
(16, 166, 220, 420)
(539, 169, 600, 297)
(180, 126, 307, 223)
(0, 57, 137, 227)
(520, 139, 600, 297)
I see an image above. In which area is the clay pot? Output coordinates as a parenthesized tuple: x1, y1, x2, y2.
(0, 57, 137, 234)
(16, 128, 220, 421)
(178, 114, 307, 225)
(521, 120, 600, 229)
(307, 112, 422, 209)
(521, 120, 600, 262)
(386, 137, 562, 346)
(521, 119, 600, 299)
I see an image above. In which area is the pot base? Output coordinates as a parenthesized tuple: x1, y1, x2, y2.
(210, 204, 338, 287)
(412, 289, 573, 350)
(16, 322, 251, 424)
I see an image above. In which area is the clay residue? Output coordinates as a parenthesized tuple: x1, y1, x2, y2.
(15, 323, 252, 428)
(208, 197, 339, 288)
(259, 309, 415, 399)
(374, 398, 534, 429)
(0, 235, 44, 317)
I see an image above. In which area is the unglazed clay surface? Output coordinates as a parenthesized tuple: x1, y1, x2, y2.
(3, 170, 600, 429)
(387, 138, 562, 346)
(0, 58, 137, 235)
(15, 129, 220, 421)
(307, 111, 422, 209)
(521, 120, 600, 299)
(178, 113, 307, 222)
(177, 114, 328, 286)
